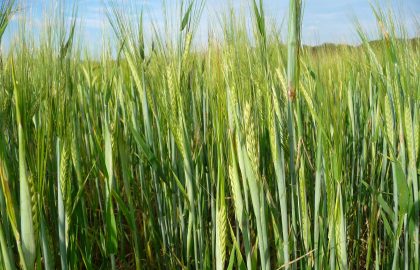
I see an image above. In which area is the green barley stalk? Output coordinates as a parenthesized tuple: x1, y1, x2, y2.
(286, 0, 302, 266)
(404, 104, 418, 269)
(313, 129, 322, 270)
(103, 110, 118, 270)
(56, 138, 67, 270)
(12, 59, 35, 270)
(243, 102, 270, 270)
(228, 142, 252, 270)
(268, 98, 290, 268)
(0, 219, 15, 270)
(215, 144, 227, 270)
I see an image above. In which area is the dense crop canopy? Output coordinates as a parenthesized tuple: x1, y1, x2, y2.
(0, 1, 419, 269)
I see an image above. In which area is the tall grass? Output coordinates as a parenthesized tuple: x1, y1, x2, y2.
(0, 0, 419, 269)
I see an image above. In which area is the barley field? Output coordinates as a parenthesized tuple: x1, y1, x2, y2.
(0, 0, 419, 269)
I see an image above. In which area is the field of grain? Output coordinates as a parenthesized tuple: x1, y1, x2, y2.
(0, 0, 419, 269)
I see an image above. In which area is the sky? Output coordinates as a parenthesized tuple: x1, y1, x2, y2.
(3, 0, 420, 54)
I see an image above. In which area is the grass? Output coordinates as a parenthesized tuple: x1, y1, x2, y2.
(0, 0, 419, 269)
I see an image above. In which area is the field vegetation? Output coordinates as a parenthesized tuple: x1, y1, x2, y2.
(0, 0, 419, 269)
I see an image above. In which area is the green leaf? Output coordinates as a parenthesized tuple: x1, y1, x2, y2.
(105, 199, 118, 254)
(408, 200, 419, 239)
(229, 222, 247, 270)
(0, 220, 16, 270)
(380, 211, 394, 237)
(395, 162, 411, 215)
(226, 246, 236, 270)
(13, 59, 35, 270)
(377, 195, 394, 219)
(181, 1, 194, 31)
(112, 191, 134, 231)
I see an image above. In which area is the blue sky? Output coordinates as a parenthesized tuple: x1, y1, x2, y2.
(3, 0, 420, 53)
